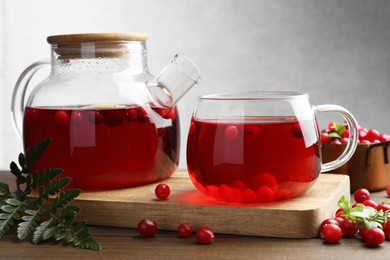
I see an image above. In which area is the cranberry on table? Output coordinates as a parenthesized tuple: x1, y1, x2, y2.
(177, 223, 193, 238)
(137, 218, 158, 238)
(321, 224, 342, 243)
(340, 218, 358, 237)
(196, 226, 215, 244)
(319, 218, 339, 233)
(353, 188, 370, 203)
(364, 228, 385, 247)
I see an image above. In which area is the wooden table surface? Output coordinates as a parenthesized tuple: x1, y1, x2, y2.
(1, 171, 390, 259)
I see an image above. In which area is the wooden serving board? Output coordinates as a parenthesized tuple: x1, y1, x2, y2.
(1, 171, 350, 238)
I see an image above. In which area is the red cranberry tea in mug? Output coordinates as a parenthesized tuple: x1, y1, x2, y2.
(23, 105, 179, 191)
(186, 116, 321, 202)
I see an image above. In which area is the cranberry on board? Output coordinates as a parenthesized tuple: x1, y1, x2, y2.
(155, 183, 170, 200)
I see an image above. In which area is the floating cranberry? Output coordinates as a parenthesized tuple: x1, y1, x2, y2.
(241, 188, 257, 203)
(71, 110, 84, 125)
(230, 180, 246, 191)
(54, 110, 69, 127)
(291, 123, 303, 138)
(225, 125, 239, 140)
(251, 173, 278, 193)
(244, 125, 260, 137)
(125, 108, 138, 122)
(86, 111, 103, 125)
(256, 186, 275, 202)
(137, 107, 151, 122)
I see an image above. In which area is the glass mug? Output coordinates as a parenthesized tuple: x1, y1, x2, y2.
(186, 91, 358, 203)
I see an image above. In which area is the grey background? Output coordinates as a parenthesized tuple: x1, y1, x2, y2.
(1, 0, 390, 169)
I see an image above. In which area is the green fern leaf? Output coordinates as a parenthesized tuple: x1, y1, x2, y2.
(25, 138, 52, 168)
(18, 207, 46, 240)
(9, 161, 21, 177)
(51, 189, 81, 214)
(0, 183, 10, 195)
(0, 200, 24, 237)
(32, 218, 58, 244)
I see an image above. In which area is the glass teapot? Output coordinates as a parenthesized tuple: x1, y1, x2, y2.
(11, 32, 201, 191)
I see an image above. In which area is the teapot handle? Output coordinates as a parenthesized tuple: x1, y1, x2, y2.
(314, 104, 359, 172)
(11, 60, 50, 137)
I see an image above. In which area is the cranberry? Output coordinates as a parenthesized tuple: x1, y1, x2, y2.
(379, 134, 390, 142)
(177, 223, 193, 238)
(364, 228, 385, 247)
(244, 125, 260, 137)
(251, 173, 278, 192)
(328, 122, 337, 131)
(321, 224, 342, 243)
(376, 202, 390, 212)
(54, 110, 69, 127)
(126, 108, 138, 122)
(71, 110, 84, 125)
(256, 186, 276, 202)
(358, 129, 368, 141)
(340, 137, 349, 144)
(86, 111, 103, 125)
(225, 125, 239, 140)
(230, 180, 246, 190)
(359, 225, 367, 240)
(319, 218, 339, 233)
(362, 199, 378, 209)
(196, 227, 215, 244)
(341, 130, 349, 138)
(366, 129, 380, 142)
(137, 107, 151, 122)
(386, 186, 390, 197)
(340, 218, 358, 237)
(155, 183, 170, 200)
(320, 132, 331, 143)
(291, 123, 303, 138)
(137, 218, 158, 238)
(218, 184, 240, 202)
(241, 188, 257, 203)
(383, 220, 390, 239)
(353, 188, 370, 203)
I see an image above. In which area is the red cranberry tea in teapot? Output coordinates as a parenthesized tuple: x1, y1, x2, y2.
(187, 91, 359, 203)
(12, 33, 200, 191)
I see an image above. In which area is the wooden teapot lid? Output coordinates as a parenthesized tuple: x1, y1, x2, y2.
(47, 33, 149, 58)
(47, 32, 149, 44)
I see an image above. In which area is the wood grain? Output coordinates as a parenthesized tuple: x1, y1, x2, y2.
(6, 171, 349, 239)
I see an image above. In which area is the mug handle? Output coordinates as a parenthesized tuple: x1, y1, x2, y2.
(314, 104, 359, 172)
(11, 60, 50, 137)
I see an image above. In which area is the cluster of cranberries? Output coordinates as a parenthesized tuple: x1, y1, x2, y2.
(136, 183, 215, 244)
(320, 121, 390, 145)
(49, 105, 176, 128)
(320, 188, 390, 247)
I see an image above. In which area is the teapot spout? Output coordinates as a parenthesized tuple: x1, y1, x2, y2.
(148, 54, 201, 108)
